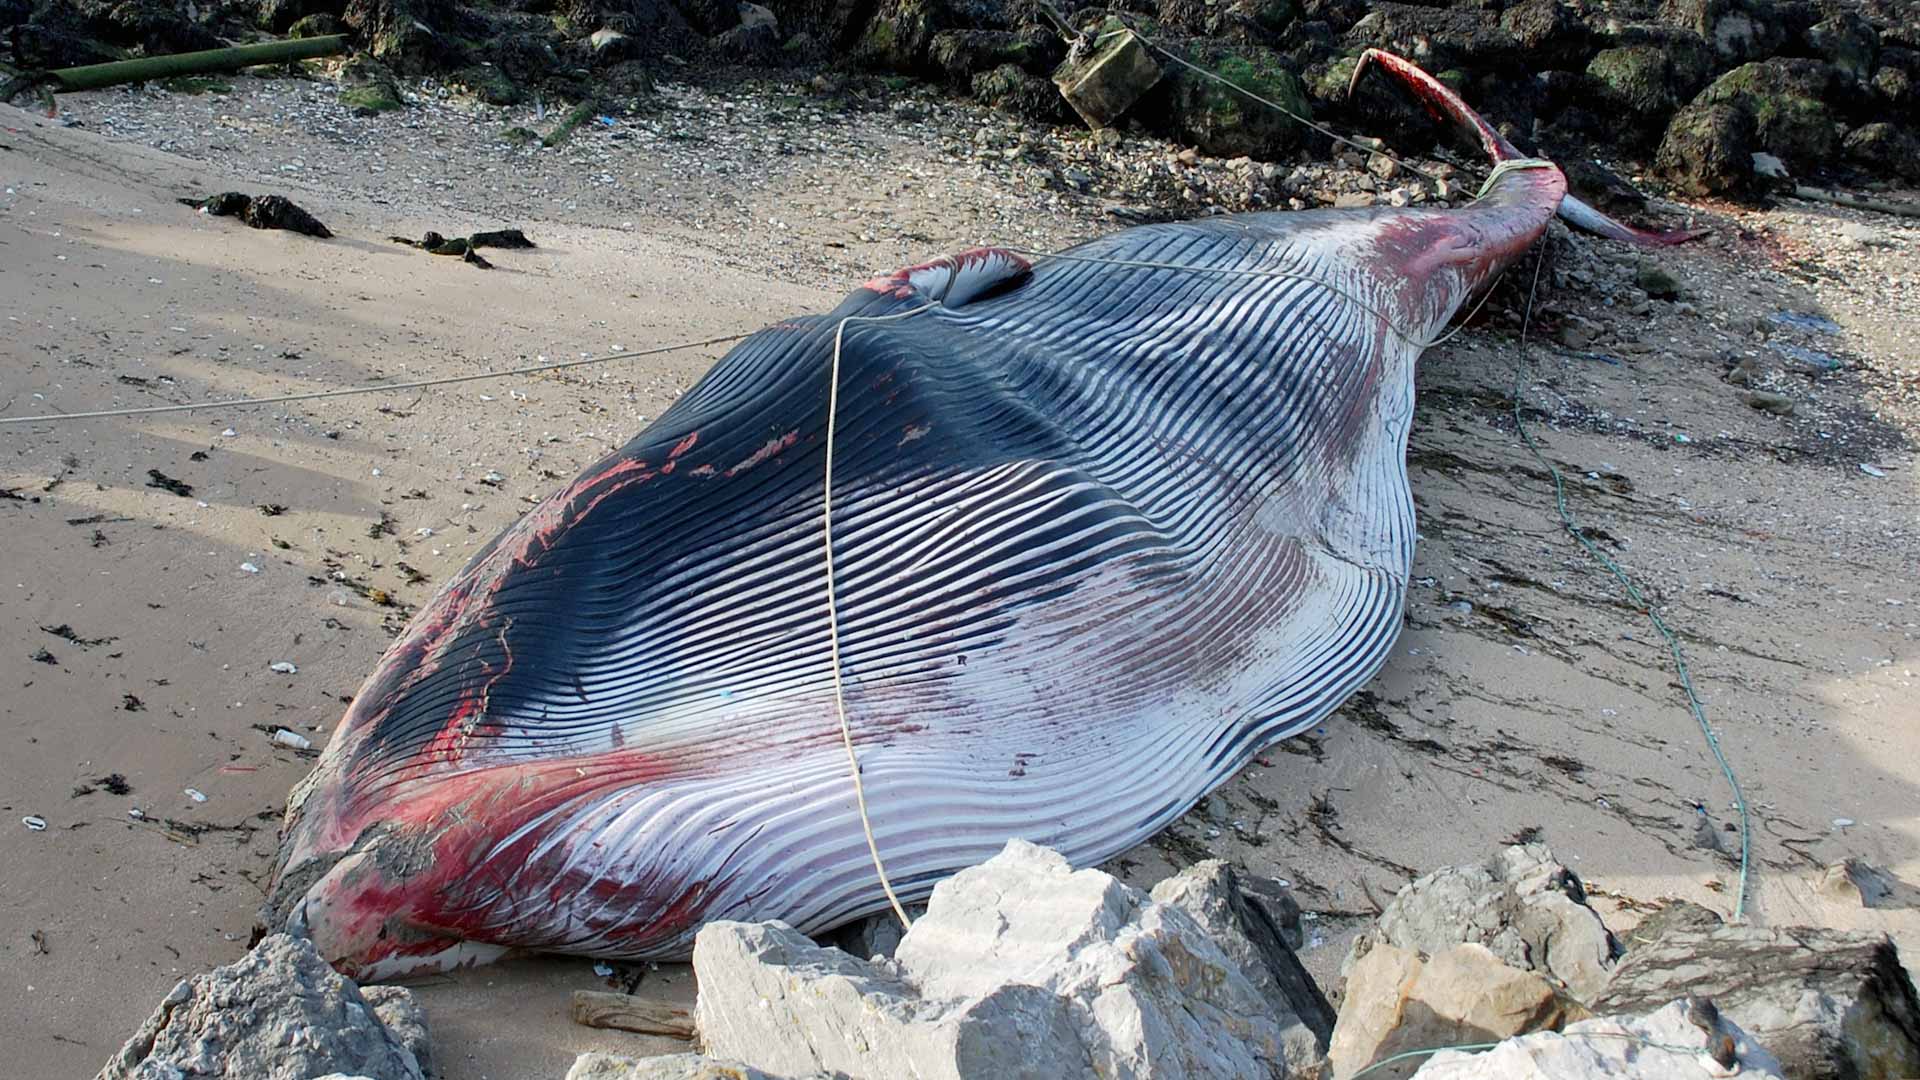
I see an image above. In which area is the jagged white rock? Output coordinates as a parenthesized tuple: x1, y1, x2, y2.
(695, 839, 1290, 1079)
(1410, 998, 1785, 1078)
(1342, 844, 1617, 1002)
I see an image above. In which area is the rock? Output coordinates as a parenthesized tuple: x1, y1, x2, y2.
(823, 903, 925, 960)
(288, 12, 346, 37)
(344, 0, 470, 74)
(1663, 0, 1791, 63)
(360, 986, 431, 1078)
(1342, 844, 1618, 1004)
(1842, 122, 1920, 182)
(1743, 390, 1794, 415)
(1556, 315, 1602, 350)
(973, 63, 1070, 123)
(1330, 943, 1590, 1080)
(1873, 46, 1919, 110)
(1411, 998, 1786, 1078)
(854, 0, 1000, 73)
(1805, 12, 1880, 85)
(1698, 58, 1843, 169)
(1585, 42, 1713, 146)
(1655, 101, 1756, 197)
(1616, 900, 1724, 950)
(928, 28, 1059, 84)
(1819, 858, 1920, 909)
(1342, 3, 1528, 73)
(1591, 924, 1920, 1079)
(97, 934, 426, 1080)
(696, 839, 1291, 1079)
(259, 0, 346, 33)
(337, 54, 405, 115)
(1150, 860, 1335, 1073)
(1165, 44, 1314, 159)
(1052, 21, 1162, 129)
(1633, 263, 1682, 300)
(565, 1052, 788, 1079)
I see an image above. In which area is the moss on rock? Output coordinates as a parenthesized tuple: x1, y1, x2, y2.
(1700, 58, 1841, 167)
(1171, 46, 1312, 159)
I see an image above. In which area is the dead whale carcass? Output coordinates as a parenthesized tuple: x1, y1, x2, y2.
(263, 51, 1678, 979)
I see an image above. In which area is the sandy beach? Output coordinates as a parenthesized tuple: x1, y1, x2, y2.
(3, 75, 1917, 1079)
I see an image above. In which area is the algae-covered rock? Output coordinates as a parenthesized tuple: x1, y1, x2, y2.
(1699, 58, 1842, 167)
(259, 0, 346, 34)
(928, 28, 1057, 84)
(1655, 100, 1757, 197)
(1585, 41, 1713, 144)
(971, 63, 1069, 123)
(1805, 13, 1879, 84)
(1843, 122, 1920, 181)
(1663, 0, 1792, 63)
(856, 0, 1004, 73)
(287, 12, 346, 37)
(336, 54, 405, 115)
(1169, 45, 1314, 159)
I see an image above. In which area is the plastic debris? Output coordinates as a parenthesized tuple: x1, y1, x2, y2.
(240, 562, 261, 574)
(1860, 463, 1887, 478)
(1772, 342, 1843, 371)
(1834, 817, 1856, 828)
(184, 788, 207, 803)
(1768, 311, 1841, 334)
(270, 661, 299, 674)
(22, 815, 47, 831)
(593, 961, 615, 977)
(272, 728, 313, 750)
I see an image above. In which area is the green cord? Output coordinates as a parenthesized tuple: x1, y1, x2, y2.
(1507, 239, 1753, 921)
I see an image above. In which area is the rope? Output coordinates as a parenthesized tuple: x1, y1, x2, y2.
(1508, 238, 1752, 920)
(0, 333, 755, 427)
(823, 301, 939, 930)
(1048, 6, 1461, 191)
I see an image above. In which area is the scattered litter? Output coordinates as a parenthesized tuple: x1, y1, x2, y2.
(270, 661, 298, 674)
(1672, 433, 1692, 444)
(1860, 463, 1887, 478)
(128, 808, 147, 821)
(271, 728, 313, 750)
(1768, 311, 1841, 335)
(593, 961, 615, 977)
(178, 192, 331, 238)
(221, 428, 237, 437)
(240, 562, 261, 574)
(1833, 817, 1856, 829)
(184, 788, 207, 803)
(22, 815, 47, 831)
(1771, 342, 1843, 371)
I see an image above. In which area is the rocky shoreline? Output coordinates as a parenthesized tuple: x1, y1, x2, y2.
(6, 0, 1918, 205)
(101, 841, 1920, 1078)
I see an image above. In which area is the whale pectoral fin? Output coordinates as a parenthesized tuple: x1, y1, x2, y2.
(863, 246, 1033, 305)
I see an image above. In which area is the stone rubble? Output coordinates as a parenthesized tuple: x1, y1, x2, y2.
(97, 934, 427, 1080)
(1409, 998, 1786, 1079)
(1339, 843, 1619, 1004)
(695, 839, 1292, 1079)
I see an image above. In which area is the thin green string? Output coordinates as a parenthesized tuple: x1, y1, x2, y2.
(1506, 239, 1752, 920)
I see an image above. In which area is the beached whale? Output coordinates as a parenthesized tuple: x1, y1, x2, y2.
(263, 51, 1679, 979)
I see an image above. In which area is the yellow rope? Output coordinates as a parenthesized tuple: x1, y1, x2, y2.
(824, 301, 939, 930)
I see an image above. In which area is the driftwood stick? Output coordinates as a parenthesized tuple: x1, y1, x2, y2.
(568, 989, 696, 1038)
(1792, 185, 1920, 220)
(46, 35, 349, 93)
